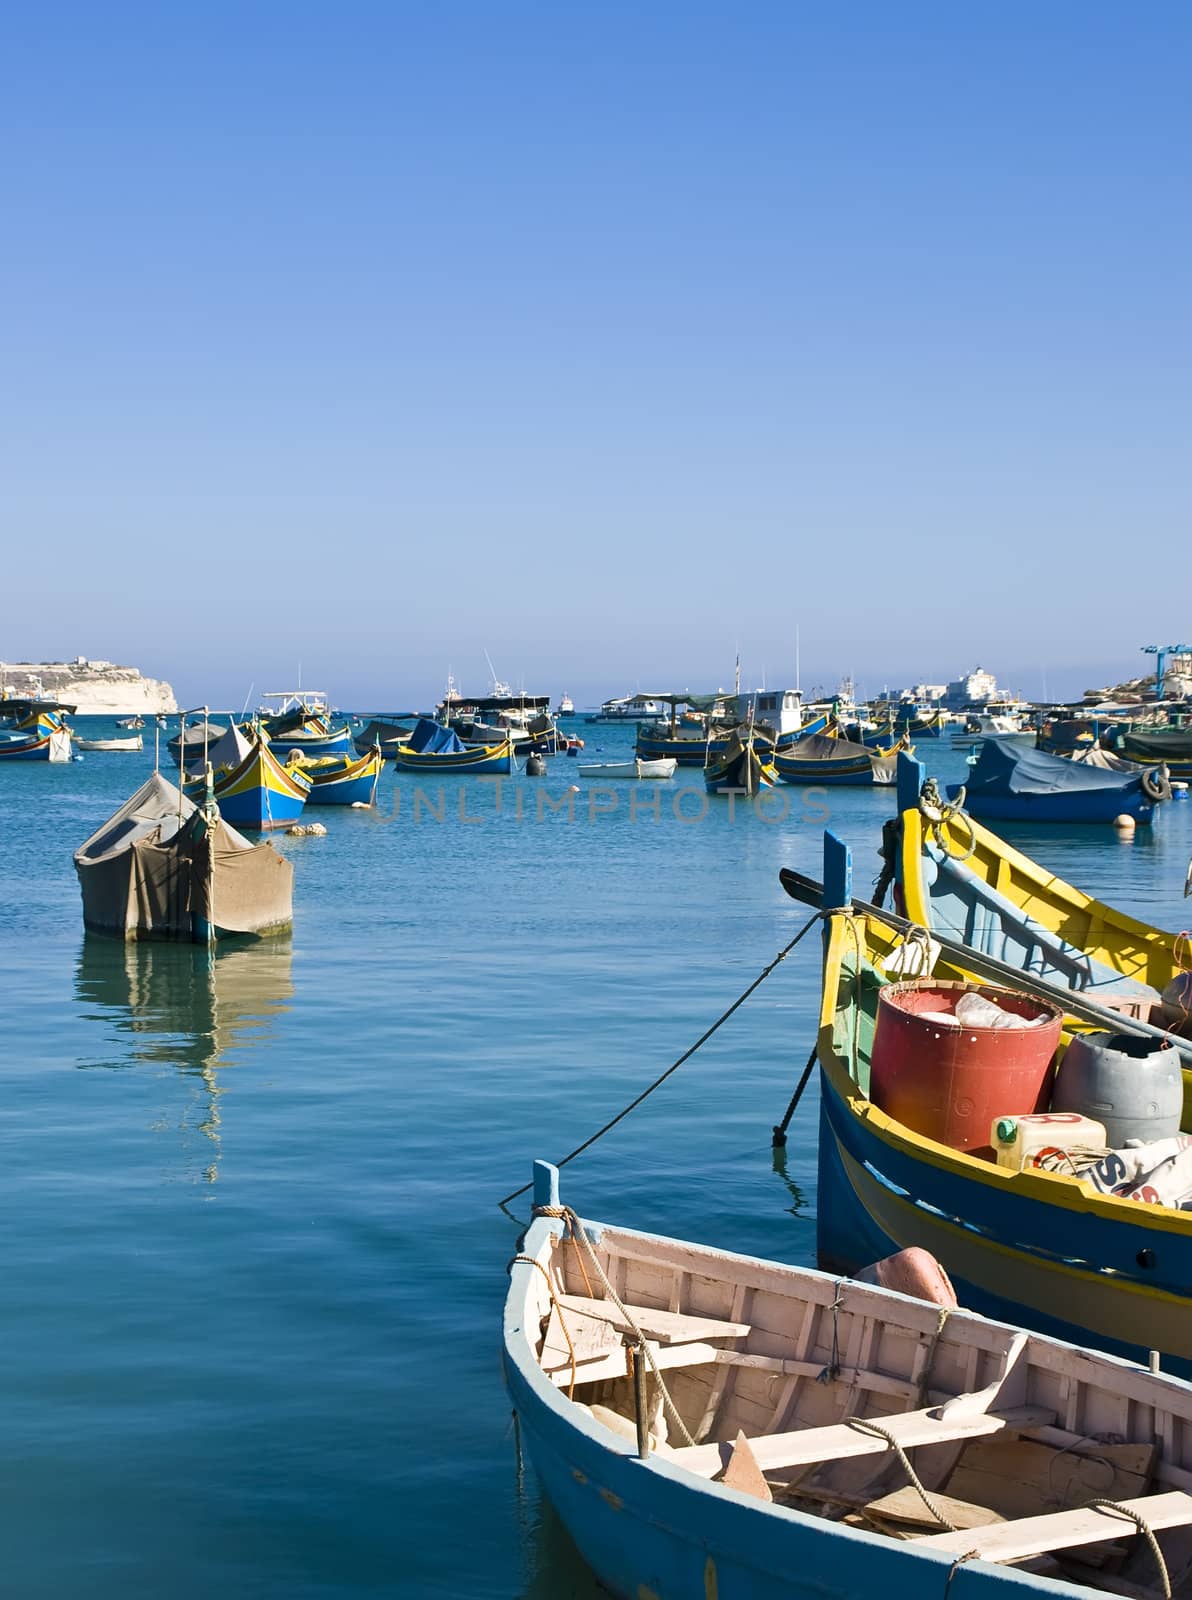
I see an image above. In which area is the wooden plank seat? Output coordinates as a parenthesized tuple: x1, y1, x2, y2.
(555, 1295, 751, 1345)
(671, 1403, 1056, 1479)
(917, 1491, 1192, 1561)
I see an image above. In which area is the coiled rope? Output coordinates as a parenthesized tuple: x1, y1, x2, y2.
(499, 909, 825, 1207)
(919, 777, 978, 865)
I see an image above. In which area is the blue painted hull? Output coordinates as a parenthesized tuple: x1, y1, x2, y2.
(270, 728, 354, 757)
(947, 782, 1155, 824)
(305, 768, 378, 805)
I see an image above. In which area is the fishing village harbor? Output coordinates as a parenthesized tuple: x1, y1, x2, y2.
(5, 7, 1190, 1596)
(2, 643, 1192, 1600)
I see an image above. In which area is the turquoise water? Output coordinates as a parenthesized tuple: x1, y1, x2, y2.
(3, 722, 1191, 1596)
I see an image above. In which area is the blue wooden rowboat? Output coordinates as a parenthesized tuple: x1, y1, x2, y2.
(948, 738, 1167, 825)
(394, 717, 513, 775)
(300, 745, 382, 806)
(506, 1160, 1192, 1599)
(774, 728, 905, 787)
(787, 832, 1192, 1376)
(184, 731, 311, 829)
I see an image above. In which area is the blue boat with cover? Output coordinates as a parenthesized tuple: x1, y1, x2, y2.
(506, 1160, 1192, 1600)
(950, 737, 1168, 824)
(394, 718, 513, 774)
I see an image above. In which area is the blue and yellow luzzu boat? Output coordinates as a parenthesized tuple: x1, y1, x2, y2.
(185, 731, 311, 829)
(394, 718, 513, 775)
(0, 706, 72, 761)
(300, 745, 382, 806)
(269, 721, 355, 757)
(793, 831, 1192, 1376)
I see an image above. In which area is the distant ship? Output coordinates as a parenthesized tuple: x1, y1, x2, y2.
(555, 693, 575, 716)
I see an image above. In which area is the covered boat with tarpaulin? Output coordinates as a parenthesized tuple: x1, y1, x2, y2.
(774, 728, 902, 787)
(394, 718, 512, 774)
(1107, 724, 1192, 781)
(353, 718, 415, 759)
(952, 737, 1167, 824)
(703, 724, 776, 794)
(74, 772, 293, 942)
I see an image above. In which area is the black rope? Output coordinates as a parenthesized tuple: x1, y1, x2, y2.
(498, 910, 824, 1207)
(771, 1043, 818, 1147)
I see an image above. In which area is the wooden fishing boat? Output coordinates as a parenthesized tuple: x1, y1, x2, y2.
(353, 719, 415, 758)
(507, 1159, 1192, 1600)
(576, 758, 677, 780)
(774, 728, 904, 787)
(75, 772, 292, 941)
(184, 731, 311, 829)
(296, 745, 382, 806)
(75, 734, 144, 752)
(394, 717, 513, 775)
(787, 832, 1192, 1376)
(850, 709, 945, 746)
(1107, 726, 1192, 782)
(115, 716, 145, 729)
(704, 725, 777, 794)
(890, 754, 1184, 1005)
(0, 707, 72, 761)
(636, 711, 828, 765)
(954, 739, 1167, 824)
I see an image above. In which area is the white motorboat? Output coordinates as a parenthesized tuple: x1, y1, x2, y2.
(577, 758, 677, 780)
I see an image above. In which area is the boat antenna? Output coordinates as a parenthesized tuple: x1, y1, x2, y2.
(240, 682, 254, 718)
(796, 625, 801, 695)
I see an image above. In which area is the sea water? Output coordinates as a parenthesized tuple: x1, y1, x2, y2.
(1, 722, 1189, 1597)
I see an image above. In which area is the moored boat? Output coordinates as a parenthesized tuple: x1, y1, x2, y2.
(394, 718, 513, 775)
(507, 1159, 1192, 1600)
(353, 718, 415, 758)
(0, 704, 73, 761)
(704, 724, 776, 794)
(74, 771, 292, 941)
(75, 734, 144, 752)
(786, 832, 1192, 1374)
(1107, 724, 1192, 782)
(576, 758, 677, 780)
(297, 745, 382, 806)
(774, 728, 903, 787)
(951, 738, 1167, 824)
(183, 729, 311, 829)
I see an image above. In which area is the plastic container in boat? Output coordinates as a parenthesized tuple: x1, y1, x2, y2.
(870, 981, 1063, 1151)
(991, 1112, 1107, 1171)
(1052, 1031, 1183, 1147)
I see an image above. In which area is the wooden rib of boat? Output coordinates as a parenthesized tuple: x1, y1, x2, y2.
(786, 832, 1192, 1376)
(296, 745, 382, 806)
(507, 1159, 1192, 1600)
(75, 735, 144, 752)
(891, 753, 1184, 1004)
(576, 758, 677, 780)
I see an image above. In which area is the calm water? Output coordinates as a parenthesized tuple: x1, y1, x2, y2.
(2, 721, 1190, 1596)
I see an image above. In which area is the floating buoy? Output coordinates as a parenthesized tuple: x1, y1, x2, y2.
(525, 753, 546, 777)
(1113, 813, 1136, 832)
(568, 784, 580, 793)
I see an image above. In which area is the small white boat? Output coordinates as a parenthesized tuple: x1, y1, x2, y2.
(576, 758, 677, 780)
(507, 1160, 1192, 1600)
(75, 734, 144, 752)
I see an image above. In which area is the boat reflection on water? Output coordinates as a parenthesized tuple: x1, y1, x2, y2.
(74, 936, 294, 1182)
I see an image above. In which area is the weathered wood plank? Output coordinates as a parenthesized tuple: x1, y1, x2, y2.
(947, 1437, 1155, 1519)
(918, 1490, 1192, 1560)
(556, 1294, 750, 1345)
(672, 1403, 1055, 1478)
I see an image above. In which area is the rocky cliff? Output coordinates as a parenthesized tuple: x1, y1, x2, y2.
(0, 659, 178, 714)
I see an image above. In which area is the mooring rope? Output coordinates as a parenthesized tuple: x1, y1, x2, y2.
(498, 909, 825, 1207)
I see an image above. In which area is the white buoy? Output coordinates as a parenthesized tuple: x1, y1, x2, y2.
(568, 784, 580, 793)
(1113, 813, 1136, 832)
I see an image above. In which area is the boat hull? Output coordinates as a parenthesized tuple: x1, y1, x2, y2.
(947, 784, 1155, 824)
(186, 742, 311, 829)
(303, 749, 381, 806)
(774, 751, 897, 786)
(0, 727, 72, 761)
(394, 741, 513, 775)
(270, 726, 354, 757)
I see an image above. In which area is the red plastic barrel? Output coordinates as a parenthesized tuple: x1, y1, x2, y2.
(869, 981, 1063, 1152)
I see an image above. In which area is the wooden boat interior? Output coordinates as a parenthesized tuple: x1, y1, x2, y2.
(524, 1218, 1192, 1596)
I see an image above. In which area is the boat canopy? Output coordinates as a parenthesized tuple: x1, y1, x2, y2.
(75, 772, 194, 861)
(787, 731, 872, 760)
(966, 738, 1146, 797)
(1121, 727, 1192, 760)
(408, 718, 467, 754)
(454, 695, 549, 713)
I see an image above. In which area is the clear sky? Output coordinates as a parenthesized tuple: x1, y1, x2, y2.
(2, 2, 1188, 709)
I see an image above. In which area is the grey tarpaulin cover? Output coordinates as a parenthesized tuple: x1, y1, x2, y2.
(964, 738, 1146, 798)
(74, 772, 293, 940)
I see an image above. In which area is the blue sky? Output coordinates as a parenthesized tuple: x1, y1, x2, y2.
(2, 3, 1188, 708)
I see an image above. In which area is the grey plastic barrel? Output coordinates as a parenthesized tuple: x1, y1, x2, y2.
(1052, 1031, 1183, 1147)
